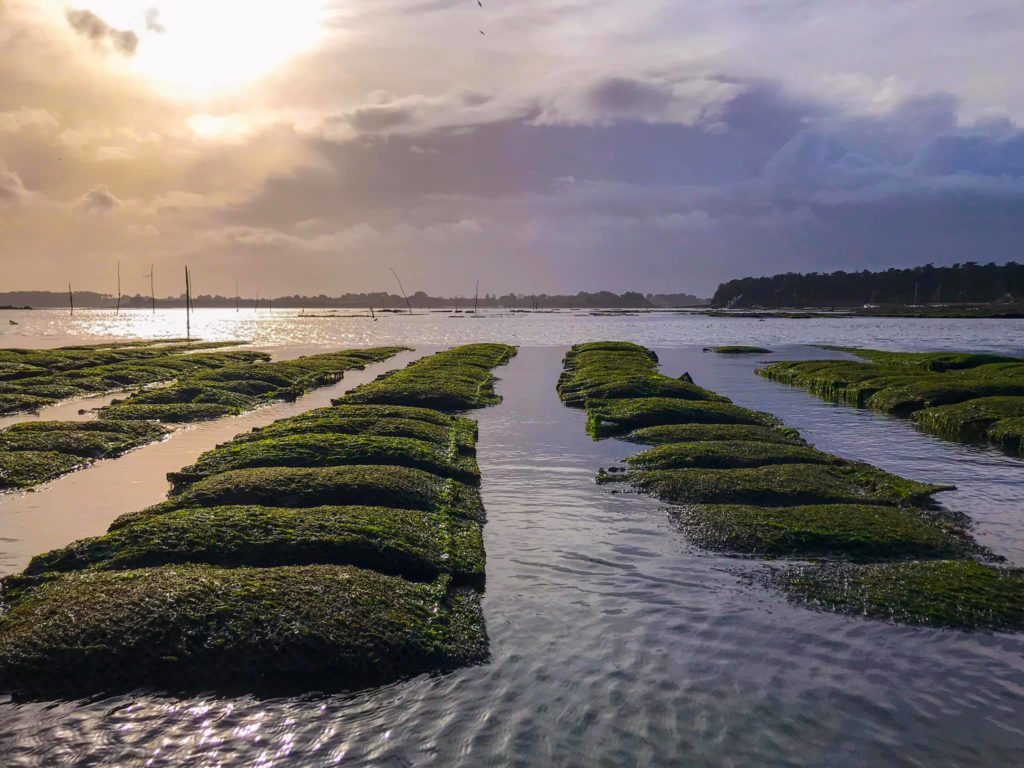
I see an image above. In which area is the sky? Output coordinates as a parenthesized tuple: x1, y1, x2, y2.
(1, 1, 1023, 298)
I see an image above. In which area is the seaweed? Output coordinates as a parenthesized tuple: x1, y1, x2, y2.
(608, 463, 950, 507)
(557, 341, 724, 407)
(624, 440, 840, 470)
(26, 505, 485, 584)
(622, 423, 805, 446)
(586, 397, 778, 438)
(168, 433, 481, 490)
(774, 560, 1024, 630)
(0, 565, 486, 696)
(677, 503, 976, 560)
(759, 349, 1024, 456)
(0, 343, 517, 697)
(340, 344, 516, 411)
(0, 451, 85, 490)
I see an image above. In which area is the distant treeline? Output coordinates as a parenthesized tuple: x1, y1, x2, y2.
(712, 262, 1024, 308)
(0, 290, 707, 310)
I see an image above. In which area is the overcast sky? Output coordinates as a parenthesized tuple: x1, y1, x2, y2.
(2, 1, 1023, 297)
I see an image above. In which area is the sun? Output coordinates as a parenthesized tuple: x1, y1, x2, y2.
(70, 1, 325, 98)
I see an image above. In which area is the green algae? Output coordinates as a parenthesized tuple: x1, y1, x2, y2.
(0, 343, 516, 696)
(609, 463, 951, 507)
(760, 351, 1024, 457)
(168, 433, 480, 490)
(558, 341, 724, 407)
(586, 397, 778, 438)
(340, 344, 516, 411)
(624, 440, 840, 470)
(236, 411, 478, 455)
(0, 451, 85, 490)
(913, 396, 1024, 443)
(774, 560, 1024, 630)
(623, 423, 805, 446)
(677, 503, 976, 560)
(120, 465, 485, 526)
(0, 565, 486, 696)
(832, 347, 1021, 372)
(26, 505, 485, 584)
(703, 346, 772, 354)
(0, 421, 166, 458)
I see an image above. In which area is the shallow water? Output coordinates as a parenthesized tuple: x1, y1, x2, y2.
(1, 315, 1023, 766)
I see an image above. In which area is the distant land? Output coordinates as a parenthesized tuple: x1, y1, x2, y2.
(713, 262, 1024, 308)
(0, 290, 708, 310)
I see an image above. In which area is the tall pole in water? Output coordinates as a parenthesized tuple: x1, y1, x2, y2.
(115, 260, 121, 315)
(474, 279, 479, 313)
(68, 283, 74, 316)
(185, 266, 191, 340)
(389, 268, 413, 315)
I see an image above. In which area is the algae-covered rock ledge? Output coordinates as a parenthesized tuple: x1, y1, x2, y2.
(0, 343, 516, 698)
(559, 341, 1024, 631)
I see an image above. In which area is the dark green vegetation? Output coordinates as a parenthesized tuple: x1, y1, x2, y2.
(759, 347, 1024, 456)
(774, 561, 1024, 631)
(0, 344, 515, 696)
(703, 346, 772, 354)
(100, 348, 407, 422)
(561, 341, 1019, 631)
(341, 344, 516, 411)
(0, 421, 168, 490)
(0, 340, 265, 416)
(0, 348, 405, 491)
(558, 341, 725, 407)
(0, 566, 485, 696)
(711, 261, 1024, 308)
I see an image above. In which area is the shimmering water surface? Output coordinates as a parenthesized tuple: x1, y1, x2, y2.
(1, 310, 1023, 767)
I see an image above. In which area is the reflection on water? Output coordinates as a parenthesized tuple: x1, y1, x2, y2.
(3, 308, 1024, 354)
(0, 328, 1023, 766)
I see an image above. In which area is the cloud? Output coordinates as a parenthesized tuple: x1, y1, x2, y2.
(66, 9, 138, 55)
(0, 160, 30, 205)
(0, 108, 59, 133)
(144, 8, 165, 34)
(77, 184, 122, 214)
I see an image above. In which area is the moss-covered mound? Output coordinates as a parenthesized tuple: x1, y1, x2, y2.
(0, 420, 169, 490)
(169, 433, 480, 490)
(759, 348, 1024, 456)
(557, 341, 724, 407)
(26, 505, 485, 584)
(341, 344, 515, 411)
(0, 343, 519, 696)
(559, 341, 1009, 630)
(586, 397, 777, 438)
(610, 463, 949, 507)
(623, 423, 805, 446)
(703, 346, 772, 354)
(676, 504, 974, 560)
(0, 341, 267, 417)
(100, 347, 407, 423)
(127, 465, 484, 524)
(0, 565, 486, 696)
(625, 440, 839, 470)
(774, 560, 1024, 630)
(235, 405, 478, 455)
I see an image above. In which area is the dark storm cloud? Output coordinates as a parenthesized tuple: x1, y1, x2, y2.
(66, 9, 138, 55)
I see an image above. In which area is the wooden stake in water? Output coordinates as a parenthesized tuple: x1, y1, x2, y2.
(68, 283, 74, 316)
(474, 279, 479, 313)
(185, 266, 191, 340)
(255, 290, 260, 312)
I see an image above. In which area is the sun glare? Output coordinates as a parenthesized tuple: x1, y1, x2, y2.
(73, 1, 325, 98)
